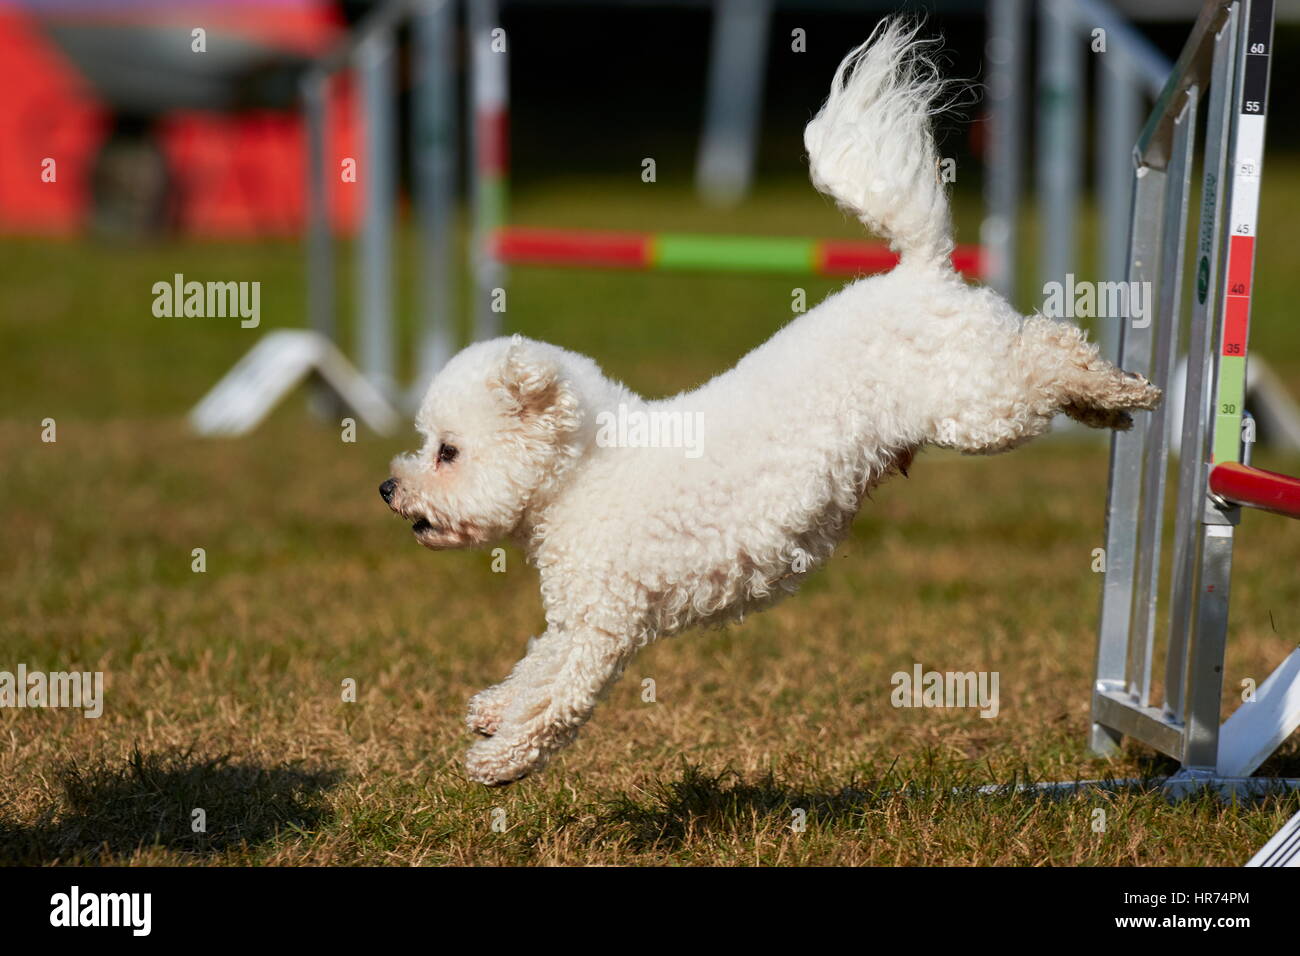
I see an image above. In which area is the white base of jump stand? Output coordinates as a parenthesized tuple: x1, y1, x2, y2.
(1247, 808, 1300, 866)
(189, 329, 401, 437)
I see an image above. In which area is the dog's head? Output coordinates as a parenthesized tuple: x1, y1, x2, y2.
(382, 336, 587, 550)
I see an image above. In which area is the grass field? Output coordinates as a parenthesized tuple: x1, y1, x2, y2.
(2, 170, 1300, 866)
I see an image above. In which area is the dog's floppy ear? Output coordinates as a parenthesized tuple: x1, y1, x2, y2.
(492, 336, 581, 435)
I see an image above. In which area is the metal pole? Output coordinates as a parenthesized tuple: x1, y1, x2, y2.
(1037, 0, 1082, 305)
(469, 0, 507, 342)
(357, 23, 398, 399)
(303, 66, 339, 416)
(1090, 153, 1166, 755)
(1181, 523, 1236, 770)
(1183, 0, 1276, 772)
(1165, 6, 1238, 728)
(695, 0, 772, 206)
(1089, 6, 1186, 747)
(1097, 51, 1139, 364)
(304, 68, 333, 343)
(1128, 88, 1198, 710)
(982, 0, 1026, 303)
(413, 0, 457, 400)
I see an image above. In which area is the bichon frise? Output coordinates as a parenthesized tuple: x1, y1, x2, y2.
(380, 18, 1160, 786)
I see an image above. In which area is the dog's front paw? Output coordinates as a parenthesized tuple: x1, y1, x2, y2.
(466, 687, 511, 737)
(464, 733, 548, 787)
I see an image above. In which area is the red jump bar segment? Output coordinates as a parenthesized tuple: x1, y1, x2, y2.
(949, 245, 984, 278)
(817, 240, 900, 275)
(817, 241, 983, 278)
(475, 109, 510, 177)
(1209, 462, 1300, 519)
(493, 227, 651, 269)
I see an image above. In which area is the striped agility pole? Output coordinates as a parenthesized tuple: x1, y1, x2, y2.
(493, 226, 984, 278)
(469, 0, 508, 341)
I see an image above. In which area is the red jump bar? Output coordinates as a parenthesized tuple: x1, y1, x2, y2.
(494, 227, 650, 269)
(1209, 462, 1300, 519)
(492, 226, 984, 278)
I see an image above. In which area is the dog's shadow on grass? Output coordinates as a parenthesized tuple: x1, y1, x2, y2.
(0, 746, 342, 865)
(584, 753, 1300, 853)
(585, 764, 897, 851)
(587, 762, 1054, 852)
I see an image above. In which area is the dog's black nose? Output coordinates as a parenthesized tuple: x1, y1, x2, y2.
(379, 478, 397, 504)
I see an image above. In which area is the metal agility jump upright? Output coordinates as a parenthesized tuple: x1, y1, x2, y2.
(1092, 0, 1300, 797)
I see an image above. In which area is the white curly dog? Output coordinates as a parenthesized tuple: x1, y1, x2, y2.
(380, 19, 1160, 786)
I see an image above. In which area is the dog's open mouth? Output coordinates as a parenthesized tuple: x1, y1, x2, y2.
(411, 517, 435, 535)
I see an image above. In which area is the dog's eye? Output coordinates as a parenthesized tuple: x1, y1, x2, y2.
(437, 442, 458, 464)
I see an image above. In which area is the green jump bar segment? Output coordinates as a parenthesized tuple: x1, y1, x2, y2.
(477, 178, 509, 229)
(1212, 354, 1247, 463)
(651, 234, 818, 274)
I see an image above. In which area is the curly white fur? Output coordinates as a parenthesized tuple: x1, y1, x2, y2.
(382, 19, 1161, 786)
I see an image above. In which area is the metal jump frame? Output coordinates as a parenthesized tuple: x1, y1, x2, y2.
(303, 0, 463, 407)
(1092, 0, 1300, 797)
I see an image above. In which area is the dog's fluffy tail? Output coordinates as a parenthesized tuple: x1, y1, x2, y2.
(804, 18, 955, 268)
